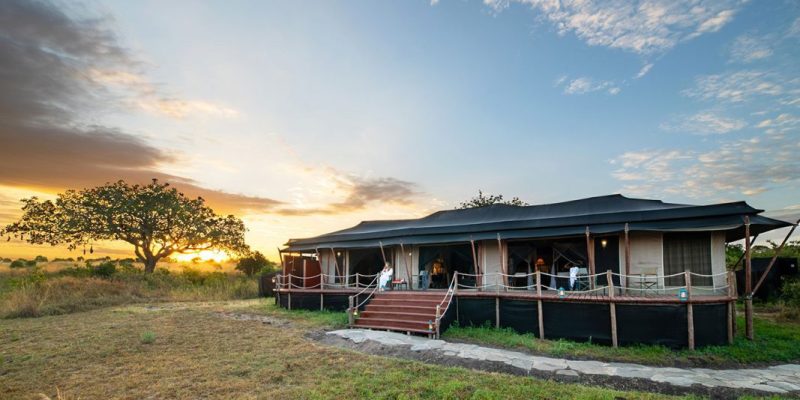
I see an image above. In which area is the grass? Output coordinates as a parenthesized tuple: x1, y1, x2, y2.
(140, 331, 156, 344)
(443, 315, 800, 368)
(0, 299, 691, 400)
(0, 264, 259, 318)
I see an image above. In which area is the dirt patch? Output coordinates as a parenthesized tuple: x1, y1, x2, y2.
(214, 311, 293, 327)
(314, 332, 797, 400)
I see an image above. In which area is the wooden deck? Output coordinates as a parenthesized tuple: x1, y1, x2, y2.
(275, 287, 733, 304)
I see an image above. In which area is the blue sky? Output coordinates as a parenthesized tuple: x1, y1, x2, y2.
(0, 0, 798, 258)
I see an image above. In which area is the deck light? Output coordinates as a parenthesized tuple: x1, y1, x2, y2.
(353, 309, 359, 317)
(601, 239, 608, 248)
(428, 320, 434, 331)
(678, 288, 688, 301)
(558, 287, 566, 298)
(336, 252, 341, 257)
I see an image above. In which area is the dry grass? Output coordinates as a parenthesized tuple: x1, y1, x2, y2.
(0, 270, 258, 318)
(0, 300, 688, 400)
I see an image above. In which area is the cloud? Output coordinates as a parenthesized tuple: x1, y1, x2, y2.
(484, 0, 744, 54)
(729, 34, 773, 63)
(682, 70, 785, 103)
(275, 174, 420, 216)
(0, 0, 275, 215)
(558, 76, 620, 95)
(756, 113, 799, 129)
(634, 63, 654, 79)
(611, 132, 800, 199)
(660, 111, 747, 134)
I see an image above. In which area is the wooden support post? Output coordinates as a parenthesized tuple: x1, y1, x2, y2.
(400, 243, 411, 287)
(288, 292, 292, 311)
(585, 227, 595, 289)
(497, 234, 507, 289)
(744, 216, 754, 341)
(731, 270, 738, 336)
(435, 305, 441, 339)
(454, 271, 459, 294)
(624, 223, 631, 290)
(727, 271, 735, 344)
(536, 271, 544, 339)
(752, 221, 799, 296)
(378, 241, 387, 265)
(331, 248, 340, 284)
(469, 239, 479, 290)
(348, 296, 354, 326)
(607, 270, 618, 347)
(320, 293, 324, 311)
(686, 271, 694, 350)
(302, 259, 307, 289)
(495, 297, 500, 328)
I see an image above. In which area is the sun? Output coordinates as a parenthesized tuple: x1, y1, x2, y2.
(173, 250, 230, 263)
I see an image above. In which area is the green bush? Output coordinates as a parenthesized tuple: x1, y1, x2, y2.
(24, 260, 37, 267)
(140, 331, 156, 344)
(92, 261, 117, 277)
(781, 277, 800, 307)
(10, 259, 27, 268)
(34, 255, 48, 262)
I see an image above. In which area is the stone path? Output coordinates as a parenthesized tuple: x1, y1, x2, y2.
(328, 329, 800, 396)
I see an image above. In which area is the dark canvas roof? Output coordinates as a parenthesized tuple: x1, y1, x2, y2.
(285, 194, 790, 251)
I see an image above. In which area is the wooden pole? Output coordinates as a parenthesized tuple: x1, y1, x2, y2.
(607, 270, 618, 348)
(400, 243, 411, 287)
(744, 216, 754, 340)
(752, 221, 799, 296)
(686, 271, 694, 350)
(331, 248, 340, 284)
(470, 239, 479, 289)
(624, 223, 631, 290)
(536, 271, 544, 339)
(731, 269, 738, 336)
(288, 292, 292, 310)
(497, 234, 507, 288)
(585, 227, 595, 289)
(495, 296, 500, 328)
(435, 305, 441, 339)
(348, 296, 354, 326)
(727, 271, 735, 344)
(378, 241, 387, 265)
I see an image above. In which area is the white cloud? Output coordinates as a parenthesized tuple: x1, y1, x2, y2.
(611, 131, 800, 198)
(484, 0, 744, 54)
(660, 111, 746, 134)
(558, 76, 620, 95)
(634, 63, 654, 79)
(756, 113, 800, 129)
(682, 70, 784, 103)
(729, 34, 773, 63)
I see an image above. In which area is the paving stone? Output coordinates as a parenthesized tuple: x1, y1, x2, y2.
(332, 329, 800, 395)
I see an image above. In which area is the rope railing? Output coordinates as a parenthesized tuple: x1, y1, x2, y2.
(278, 269, 734, 298)
(433, 273, 458, 338)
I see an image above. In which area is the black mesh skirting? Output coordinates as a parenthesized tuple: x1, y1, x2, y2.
(617, 304, 687, 348)
(542, 302, 612, 345)
(694, 303, 728, 347)
(456, 298, 495, 328)
(499, 299, 540, 336)
(321, 294, 350, 312)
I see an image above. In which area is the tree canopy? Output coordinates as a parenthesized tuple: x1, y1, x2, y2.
(2, 180, 249, 273)
(236, 251, 277, 276)
(456, 190, 528, 209)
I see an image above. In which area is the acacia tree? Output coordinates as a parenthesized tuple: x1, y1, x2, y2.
(2, 180, 249, 273)
(456, 190, 528, 209)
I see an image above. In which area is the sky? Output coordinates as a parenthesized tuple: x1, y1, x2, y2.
(0, 0, 798, 261)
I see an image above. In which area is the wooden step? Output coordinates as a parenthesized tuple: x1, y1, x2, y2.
(373, 292, 447, 300)
(368, 298, 444, 307)
(364, 304, 439, 314)
(360, 310, 436, 321)
(351, 323, 434, 335)
(355, 317, 431, 331)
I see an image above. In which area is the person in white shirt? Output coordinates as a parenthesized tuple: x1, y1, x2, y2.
(569, 263, 580, 290)
(378, 263, 394, 291)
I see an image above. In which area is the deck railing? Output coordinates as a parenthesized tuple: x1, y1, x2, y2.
(275, 270, 734, 298)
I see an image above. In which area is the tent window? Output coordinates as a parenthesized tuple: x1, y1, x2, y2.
(663, 233, 712, 286)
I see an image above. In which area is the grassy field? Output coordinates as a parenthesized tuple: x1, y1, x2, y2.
(0, 261, 258, 318)
(443, 315, 800, 368)
(0, 299, 696, 400)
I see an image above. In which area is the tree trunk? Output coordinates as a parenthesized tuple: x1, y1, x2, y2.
(144, 257, 158, 273)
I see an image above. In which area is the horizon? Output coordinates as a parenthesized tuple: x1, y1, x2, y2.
(1, 0, 798, 262)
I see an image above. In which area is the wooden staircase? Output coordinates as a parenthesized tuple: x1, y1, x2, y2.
(353, 291, 447, 334)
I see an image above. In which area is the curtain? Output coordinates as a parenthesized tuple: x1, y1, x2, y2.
(663, 233, 712, 286)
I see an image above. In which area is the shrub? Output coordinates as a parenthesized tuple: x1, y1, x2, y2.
(34, 255, 48, 262)
(236, 251, 276, 276)
(781, 277, 800, 307)
(92, 261, 116, 278)
(2, 258, 12, 262)
(10, 259, 27, 268)
(25, 259, 37, 267)
(140, 331, 156, 344)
